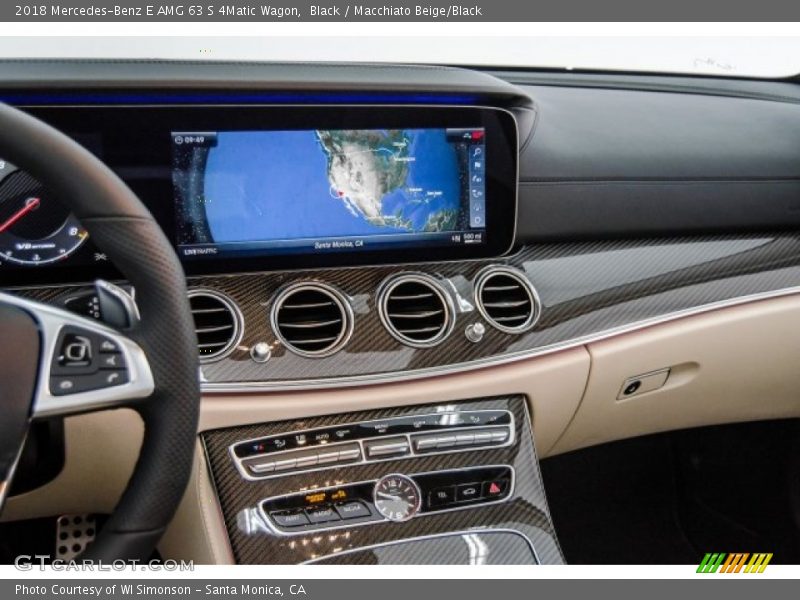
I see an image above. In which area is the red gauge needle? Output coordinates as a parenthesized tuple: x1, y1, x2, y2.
(0, 197, 40, 234)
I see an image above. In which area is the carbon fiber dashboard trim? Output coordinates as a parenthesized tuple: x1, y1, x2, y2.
(202, 396, 564, 565)
(303, 529, 539, 565)
(12, 235, 800, 390)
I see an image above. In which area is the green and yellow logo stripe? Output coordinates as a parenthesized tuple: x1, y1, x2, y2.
(697, 553, 773, 573)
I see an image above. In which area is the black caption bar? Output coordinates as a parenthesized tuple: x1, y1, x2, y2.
(2, 579, 796, 598)
(3, 0, 800, 21)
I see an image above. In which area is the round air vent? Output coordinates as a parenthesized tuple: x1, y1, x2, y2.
(474, 267, 540, 334)
(378, 274, 454, 348)
(188, 289, 243, 362)
(271, 283, 353, 358)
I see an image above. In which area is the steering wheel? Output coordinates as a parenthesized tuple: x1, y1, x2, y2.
(0, 104, 200, 561)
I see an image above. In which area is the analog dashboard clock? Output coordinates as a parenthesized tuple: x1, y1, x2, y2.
(373, 473, 422, 522)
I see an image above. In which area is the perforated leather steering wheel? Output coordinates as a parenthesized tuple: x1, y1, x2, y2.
(0, 103, 200, 561)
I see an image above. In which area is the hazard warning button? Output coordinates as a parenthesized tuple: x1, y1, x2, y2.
(482, 479, 510, 499)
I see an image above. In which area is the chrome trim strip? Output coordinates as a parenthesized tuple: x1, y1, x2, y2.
(302, 528, 539, 565)
(255, 464, 516, 538)
(188, 288, 245, 364)
(229, 409, 515, 481)
(202, 286, 800, 393)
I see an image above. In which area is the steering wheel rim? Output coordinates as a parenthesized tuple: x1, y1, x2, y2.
(0, 103, 200, 561)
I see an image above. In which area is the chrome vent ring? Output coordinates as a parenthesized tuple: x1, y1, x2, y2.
(271, 282, 353, 358)
(474, 266, 540, 334)
(188, 289, 243, 363)
(378, 274, 454, 348)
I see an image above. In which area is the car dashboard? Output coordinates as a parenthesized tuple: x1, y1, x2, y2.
(3, 60, 800, 565)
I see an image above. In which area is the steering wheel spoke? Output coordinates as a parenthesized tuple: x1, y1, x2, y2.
(0, 291, 154, 419)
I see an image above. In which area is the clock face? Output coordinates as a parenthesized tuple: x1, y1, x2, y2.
(373, 474, 422, 522)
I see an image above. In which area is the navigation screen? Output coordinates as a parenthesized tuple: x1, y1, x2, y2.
(171, 127, 486, 259)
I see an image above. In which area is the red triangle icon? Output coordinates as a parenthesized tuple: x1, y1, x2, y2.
(489, 482, 501, 494)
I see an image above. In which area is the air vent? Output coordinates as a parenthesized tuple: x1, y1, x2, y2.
(378, 275, 453, 348)
(188, 290, 243, 362)
(271, 283, 353, 357)
(474, 267, 540, 334)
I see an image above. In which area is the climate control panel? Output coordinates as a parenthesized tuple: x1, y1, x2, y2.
(230, 410, 514, 480)
(259, 465, 513, 535)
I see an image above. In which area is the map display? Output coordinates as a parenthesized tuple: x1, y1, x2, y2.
(172, 127, 486, 257)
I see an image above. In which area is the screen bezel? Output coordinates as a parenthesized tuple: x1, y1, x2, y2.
(3, 104, 518, 285)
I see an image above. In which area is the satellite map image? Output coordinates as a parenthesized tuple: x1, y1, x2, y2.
(198, 128, 465, 243)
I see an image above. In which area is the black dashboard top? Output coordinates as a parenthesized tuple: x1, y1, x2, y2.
(0, 59, 798, 284)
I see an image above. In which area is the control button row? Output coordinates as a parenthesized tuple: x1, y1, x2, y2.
(429, 478, 510, 508)
(233, 410, 512, 460)
(412, 426, 510, 453)
(270, 501, 372, 529)
(244, 442, 362, 476)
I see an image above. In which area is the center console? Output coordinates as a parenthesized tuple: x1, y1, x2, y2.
(202, 395, 564, 564)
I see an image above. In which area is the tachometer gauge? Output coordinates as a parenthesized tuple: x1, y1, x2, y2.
(0, 165, 88, 266)
(373, 473, 422, 522)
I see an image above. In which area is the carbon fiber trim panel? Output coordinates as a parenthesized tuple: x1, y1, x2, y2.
(307, 530, 538, 565)
(202, 396, 564, 565)
(13, 235, 800, 388)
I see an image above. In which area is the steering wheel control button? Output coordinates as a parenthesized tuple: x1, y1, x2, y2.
(51, 377, 78, 395)
(49, 327, 131, 395)
(52, 330, 96, 375)
(100, 370, 129, 386)
(64, 292, 102, 321)
(335, 501, 371, 520)
(63, 335, 92, 366)
(99, 353, 125, 369)
(305, 506, 341, 524)
(99, 339, 120, 353)
(270, 510, 309, 528)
